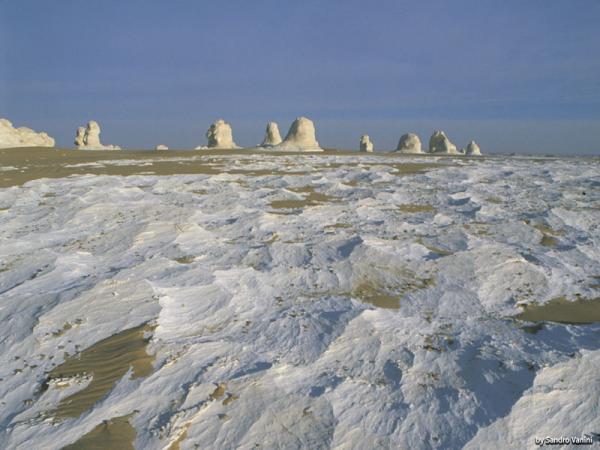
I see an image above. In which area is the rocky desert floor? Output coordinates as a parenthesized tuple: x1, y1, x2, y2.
(0, 148, 599, 449)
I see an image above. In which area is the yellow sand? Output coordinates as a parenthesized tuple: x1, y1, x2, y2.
(62, 415, 136, 450)
(516, 297, 600, 324)
(47, 324, 155, 419)
(0, 147, 445, 188)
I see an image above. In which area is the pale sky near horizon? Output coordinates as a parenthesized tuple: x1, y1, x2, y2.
(1, 0, 599, 153)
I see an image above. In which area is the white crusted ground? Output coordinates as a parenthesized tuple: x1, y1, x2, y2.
(0, 153, 599, 449)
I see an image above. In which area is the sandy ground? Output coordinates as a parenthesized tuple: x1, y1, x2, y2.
(0, 147, 444, 188)
(46, 324, 154, 419)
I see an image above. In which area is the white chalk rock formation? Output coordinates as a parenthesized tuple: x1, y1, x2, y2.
(0, 119, 55, 148)
(155, 144, 169, 150)
(429, 130, 458, 154)
(83, 121, 102, 148)
(205, 119, 238, 149)
(276, 117, 323, 151)
(396, 133, 423, 154)
(465, 140, 482, 156)
(260, 122, 282, 147)
(359, 135, 373, 152)
(74, 127, 86, 147)
(75, 121, 120, 150)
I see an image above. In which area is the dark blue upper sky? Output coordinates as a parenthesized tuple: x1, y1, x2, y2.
(1, 0, 599, 153)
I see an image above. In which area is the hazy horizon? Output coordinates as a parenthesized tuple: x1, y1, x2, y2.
(2, 1, 599, 154)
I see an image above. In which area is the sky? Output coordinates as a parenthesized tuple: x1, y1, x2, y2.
(1, 0, 599, 154)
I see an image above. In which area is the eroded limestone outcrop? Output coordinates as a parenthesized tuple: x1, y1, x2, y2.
(74, 127, 86, 147)
(276, 117, 323, 151)
(429, 130, 458, 154)
(205, 119, 238, 149)
(75, 121, 121, 150)
(260, 122, 283, 147)
(396, 133, 423, 154)
(0, 119, 55, 148)
(359, 135, 374, 152)
(465, 140, 482, 156)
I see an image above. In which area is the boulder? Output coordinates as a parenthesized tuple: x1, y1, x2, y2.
(75, 121, 120, 150)
(155, 144, 169, 150)
(205, 119, 238, 149)
(396, 133, 423, 154)
(429, 130, 458, 154)
(276, 117, 322, 151)
(359, 135, 373, 152)
(260, 122, 282, 147)
(0, 118, 55, 148)
(465, 140, 482, 156)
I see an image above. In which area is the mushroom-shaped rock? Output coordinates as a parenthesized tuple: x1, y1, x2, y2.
(465, 140, 482, 156)
(260, 122, 282, 147)
(0, 118, 55, 148)
(205, 119, 238, 149)
(155, 144, 169, 150)
(75, 121, 120, 150)
(276, 117, 323, 151)
(359, 135, 373, 152)
(396, 133, 423, 154)
(429, 130, 458, 154)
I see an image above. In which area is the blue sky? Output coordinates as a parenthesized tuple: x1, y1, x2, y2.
(1, 0, 599, 153)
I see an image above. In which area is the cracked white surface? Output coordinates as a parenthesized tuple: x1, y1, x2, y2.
(0, 153, 599, 449)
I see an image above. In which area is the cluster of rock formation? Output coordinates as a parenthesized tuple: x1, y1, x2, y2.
(359, 135, 374, 152)
(75, 121, 120, 150)
(0, 119, 55, 148)
(2, 116, 483, 155)
(195, 116, 323, 152)
(385, 130, 482, 155)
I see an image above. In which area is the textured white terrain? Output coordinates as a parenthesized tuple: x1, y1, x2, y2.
(0, 153, 599, 449)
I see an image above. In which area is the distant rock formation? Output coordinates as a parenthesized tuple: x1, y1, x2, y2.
(429, 130, 458, 154)
(359, 135, 373, 152)
(83, 121, 102, 148)
(74, 127, 86, 147)
(260, 122, 282, 147)
(155, 144, 169, 150)
(396, 133, 423, 154)
(205, 119, 238, 149)
(75, 121, 121, 150)
(465, 140, 482, 156)
(276, 117, 323, 151)
(0, 118, 55, 148)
